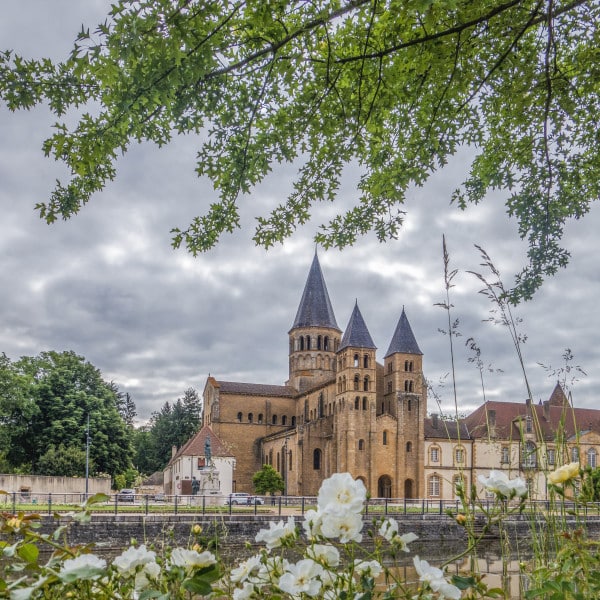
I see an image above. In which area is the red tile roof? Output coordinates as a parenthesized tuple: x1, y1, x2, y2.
(167, 425, 233, 466)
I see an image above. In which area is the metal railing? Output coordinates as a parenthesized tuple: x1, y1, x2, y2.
(3, 492, 600, 519)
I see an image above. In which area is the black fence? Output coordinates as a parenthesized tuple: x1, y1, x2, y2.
(3, 492, 600, 519)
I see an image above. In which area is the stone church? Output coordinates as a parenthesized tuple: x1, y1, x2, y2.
(202, 252, 427, 498)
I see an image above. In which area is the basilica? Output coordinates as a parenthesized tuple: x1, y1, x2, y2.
(201, 252, 427, 498)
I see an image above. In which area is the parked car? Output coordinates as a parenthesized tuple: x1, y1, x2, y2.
(226, 492, 264, 505)
(117, 489, 136, 502)
(153, 493, 166, 502)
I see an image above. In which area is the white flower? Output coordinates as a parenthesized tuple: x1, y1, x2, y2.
(233, 582, 256, 600)
(319, 507, 363, 543)
(548, 462, 580, 485)
(134, 560, 161, 591)
(379, 519, 418, 551)
(478, 470, 528, 499)
(317, 473, 366, 514)
(169, 547, 216, 572)
(379, 517, 399, 541)
(353, 559, 383, 577)
(112, 544, 157, 576)
(10, 588, 35, 600)
(257, 555, 290, 582)
(278, 559, 324, 597)
(255, 516, 296, 551)
(307, 544, 340, 567)
(230, 554, 263, 583)
(413, 556, 461, 600)
(303, 509, 323, 540)
(59, 554, 107, 582)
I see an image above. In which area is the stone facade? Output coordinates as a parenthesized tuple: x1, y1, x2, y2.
(202, 254, 428, 498)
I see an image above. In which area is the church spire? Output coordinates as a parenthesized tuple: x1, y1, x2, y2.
(339, 301, 376, 350)
(385, 308, 422, 357)
(291, 253, 339, 331)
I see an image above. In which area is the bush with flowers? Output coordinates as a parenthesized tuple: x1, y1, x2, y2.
(1, 466, 599, 599)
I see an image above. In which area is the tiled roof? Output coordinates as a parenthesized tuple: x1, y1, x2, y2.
(339, 302, 377, 350)
(425, 417, 470, 439)
(216, 380, 297, 397)
(384, 308, 422, 357)
(464, 385, 600, 441)
(291, 253, 340, 331)
(168, 425, 233, 466)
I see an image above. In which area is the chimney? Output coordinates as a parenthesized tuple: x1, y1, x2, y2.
(172, 445, 178, 458)
(488, 409, 496, 437)
(543, 401, 550, 421)
(432, 413, 438, 429)
(525, 398, 531, 407)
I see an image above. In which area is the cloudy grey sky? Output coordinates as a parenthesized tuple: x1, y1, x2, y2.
(1, 2, 598, 422)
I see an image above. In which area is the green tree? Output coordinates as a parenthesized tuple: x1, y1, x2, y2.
(36, 443, 89, 477)
(579, 467, 600, 503)
(252, 464, 285, 495)
(1, 1, 598, 301)
(0, 351, 134, 477)
(139, 388, 202, 473)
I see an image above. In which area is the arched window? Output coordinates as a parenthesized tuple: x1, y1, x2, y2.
(353, 374, 360, 390)
(289, 451, 293, 471)
(307, 335, 312, 350)
(258, 413, 263, 424)
(282, 415, 287, 426)
(407, 399, 412, 411)
(525, 416, 532, 434)
(318, 393, 324, 418)
(299, 336, 305, 350)
(237, 412, 242, 422)
(388, 362, 393, 373)
(291, 416, 296, 427)
(363, 376, 369, 391)
(523, 441, 537, 468)
(406, 441, 412, 452)
(572, 446, 580, 462)
(343, 375, 347, 392)
(430, 446, 440, 463)
(248, 413, 253, 423)
(404, 380, 414, 392)
(358, 439, 365, 450)
(354, 397, 360, 410)
(405, 360, 413, 372)
(362, 397, 367, 410)
(276, 452, 280, 472)
(272, 415, 278, 425)
(324, 336, 330, 351)
(317, 335, 322, 350)
(428, 475, 441, 497)
(501, 446, 510, 464)
(354, 354, 359, 367)
(338, 377, 343, 393)
(383, 430, 389, 445)
(387, 381, 392, 394)
(313, 448, 322, 470)
(269, 449, 273, 465)
(363, 354, 369, 368)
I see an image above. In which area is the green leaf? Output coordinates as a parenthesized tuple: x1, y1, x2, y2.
(16, 543, 39, 564)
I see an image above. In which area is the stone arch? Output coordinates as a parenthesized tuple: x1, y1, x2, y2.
(378, 475, 392, 498)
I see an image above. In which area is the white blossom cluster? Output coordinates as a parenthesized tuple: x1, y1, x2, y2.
(5, 472, 478, 599)
(226, 472, 461, 599)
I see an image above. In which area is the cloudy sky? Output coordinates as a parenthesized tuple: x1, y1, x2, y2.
(1, 2, 598, 423)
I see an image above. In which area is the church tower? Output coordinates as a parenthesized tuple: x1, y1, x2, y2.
(287, 253, 341, 392)
(382, 308, 426, 498)
(333, 302, 378, 489)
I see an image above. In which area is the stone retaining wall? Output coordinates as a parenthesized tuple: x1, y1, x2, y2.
(30, 513, 600, 561)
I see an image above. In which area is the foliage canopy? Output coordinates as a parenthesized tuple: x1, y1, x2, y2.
(1, 0, 599, 300)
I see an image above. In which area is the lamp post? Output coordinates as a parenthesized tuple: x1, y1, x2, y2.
(85, 414, 91, 499)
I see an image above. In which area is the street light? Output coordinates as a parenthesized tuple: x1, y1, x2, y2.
(85, 414, 91, 499)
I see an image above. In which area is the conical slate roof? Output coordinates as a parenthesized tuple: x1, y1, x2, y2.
(385, 308, 422, 357)
(291, 253, 340, 331)
(339, 301, 376, 350)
